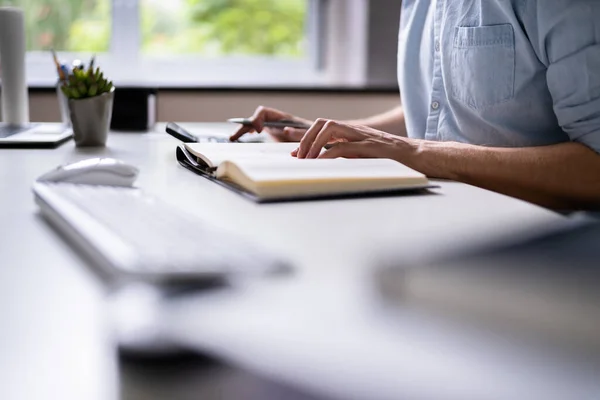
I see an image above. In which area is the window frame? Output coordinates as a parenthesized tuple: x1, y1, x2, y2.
(23, 0, 381, 88)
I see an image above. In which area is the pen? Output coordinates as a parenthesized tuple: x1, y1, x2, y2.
(51, 48, 66, 81)
(89, 54, 96, 71)
(50, 48, 60, 68)
(228, 118, 311, 130)
(60, 64, 70, 81)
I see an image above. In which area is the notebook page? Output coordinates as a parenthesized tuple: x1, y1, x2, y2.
(184, 142, 299, 167)
(230, 158, 426, 183)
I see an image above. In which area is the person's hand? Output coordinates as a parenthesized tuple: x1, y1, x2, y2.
(229, 106, 312, 142)
(292, 119, 419, 163)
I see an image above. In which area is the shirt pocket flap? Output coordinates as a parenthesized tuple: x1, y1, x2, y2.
(454, 24, 515, 48)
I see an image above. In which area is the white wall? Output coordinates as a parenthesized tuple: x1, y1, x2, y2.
(22, 91, 400, 123)
(157, 91, 400, 122)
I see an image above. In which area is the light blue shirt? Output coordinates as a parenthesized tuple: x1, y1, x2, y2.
(398, 0, 600, 153)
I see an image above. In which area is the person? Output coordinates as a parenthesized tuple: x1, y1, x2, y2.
(231, 0, 600, 210)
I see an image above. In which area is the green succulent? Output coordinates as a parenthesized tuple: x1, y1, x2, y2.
(60, 66, 113, 100)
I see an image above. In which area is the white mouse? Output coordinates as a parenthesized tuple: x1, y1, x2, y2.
(38, 158, 139, 187)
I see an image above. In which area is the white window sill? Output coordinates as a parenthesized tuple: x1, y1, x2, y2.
(23, 52, 371, 89)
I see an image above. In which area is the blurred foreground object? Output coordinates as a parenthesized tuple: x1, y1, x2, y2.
(0, 7, 29, 126)
(379, 219, 600, 353)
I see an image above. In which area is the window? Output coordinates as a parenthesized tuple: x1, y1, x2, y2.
(141, 0, 307, 58)
(1, 0, 391, 87)
(0, 0, 110, 52)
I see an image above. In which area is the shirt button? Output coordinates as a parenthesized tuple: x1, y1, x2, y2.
(431, 101, 440, 110)
(435, 41, 440, 52)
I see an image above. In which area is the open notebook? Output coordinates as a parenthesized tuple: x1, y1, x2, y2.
(176, 142, 434, 202)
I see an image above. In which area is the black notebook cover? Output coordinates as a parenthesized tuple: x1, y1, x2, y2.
(176, 145, 439, 203)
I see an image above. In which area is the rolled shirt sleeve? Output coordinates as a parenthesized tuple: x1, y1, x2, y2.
(542, 1, 600, 153)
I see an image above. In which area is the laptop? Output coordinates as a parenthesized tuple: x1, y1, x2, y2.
(0, 123, 73, 148)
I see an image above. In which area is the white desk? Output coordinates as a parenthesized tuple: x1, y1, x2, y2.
(1, 124, 590, 400)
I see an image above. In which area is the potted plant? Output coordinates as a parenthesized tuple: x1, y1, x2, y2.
(61, 66, 114, 147)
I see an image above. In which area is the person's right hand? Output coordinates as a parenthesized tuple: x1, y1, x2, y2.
(229, 106, 312, 142)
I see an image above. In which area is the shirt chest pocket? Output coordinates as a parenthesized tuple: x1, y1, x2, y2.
(451, 24, 515, 109)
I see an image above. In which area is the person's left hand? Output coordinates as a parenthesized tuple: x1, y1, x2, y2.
(291, 119, 419, 163)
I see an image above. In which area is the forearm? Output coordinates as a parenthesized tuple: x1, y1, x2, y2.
(413, 140, 600, 210)
(345, 106, 407, 137)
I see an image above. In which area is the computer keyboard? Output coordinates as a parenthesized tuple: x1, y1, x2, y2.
(33, 182, 289, 283)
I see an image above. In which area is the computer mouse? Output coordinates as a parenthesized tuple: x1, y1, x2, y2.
(38, 158, 139, 187)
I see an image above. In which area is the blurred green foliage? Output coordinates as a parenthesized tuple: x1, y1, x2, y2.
(0, 0, 306, 57)
(0, 0, 109, 52)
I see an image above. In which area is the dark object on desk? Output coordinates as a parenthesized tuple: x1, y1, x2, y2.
(120, 352, 331, 400)
(166, 122, 229, 143)
(379, 219, 600, 352)
(166, 122, 197, 143)
(166, 122, 264, 143)
(110, 87, 157, 131)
